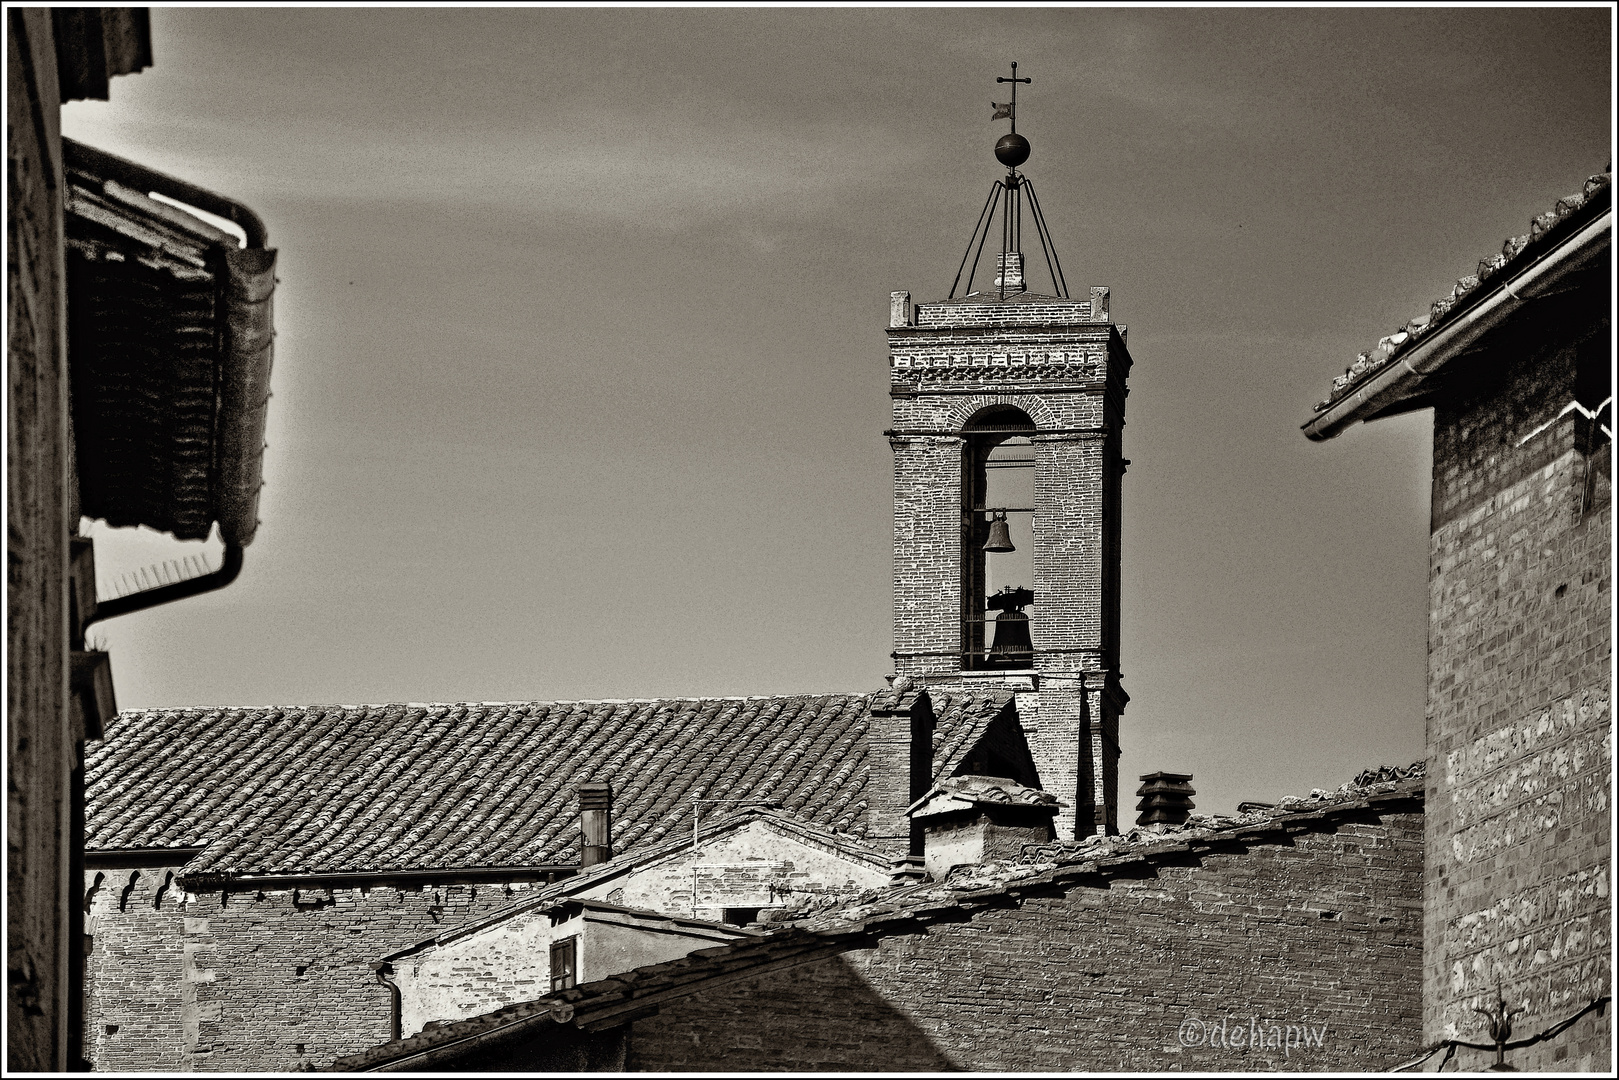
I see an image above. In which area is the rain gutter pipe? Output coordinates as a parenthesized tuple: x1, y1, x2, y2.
(1303, 208, 1612, 442)
(64, 139, 276, 626)
(371, 963, 403, 1044)
(84, 543, 244, 629)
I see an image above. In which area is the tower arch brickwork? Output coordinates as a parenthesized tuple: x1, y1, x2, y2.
(887, 289, 1132, 837)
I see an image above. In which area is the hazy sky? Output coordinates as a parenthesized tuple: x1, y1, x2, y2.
(62, 5, 1612, 814)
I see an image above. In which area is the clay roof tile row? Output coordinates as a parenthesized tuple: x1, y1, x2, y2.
(1314, 170, 1611, 412)
(87, 689, 1012, 878)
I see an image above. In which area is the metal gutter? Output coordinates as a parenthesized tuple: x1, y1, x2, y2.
(1303, 207, 1612, 441)
(84, 543, 243, 629)
(63, 138, 266, 246)
(62, 138, 278, 621)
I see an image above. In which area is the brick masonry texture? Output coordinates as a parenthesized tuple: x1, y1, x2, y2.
(626, 810, 1425, 1071)
(889, 288, 1131, 838)
(1424, 324, 1612, 1069)
(86, 868, 536, 1071)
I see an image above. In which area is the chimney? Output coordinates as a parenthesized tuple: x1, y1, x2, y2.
(994, 252, 1025, 291)
(1134, 772, 1195, 829)
(578, 783, 612, 867)
(890, 290, 913, 328)
(909, 776, 1061, 880)
(867, 689, 934, 859)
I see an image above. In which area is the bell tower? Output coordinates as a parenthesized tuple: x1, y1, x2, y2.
(887, 65, 1131, 837)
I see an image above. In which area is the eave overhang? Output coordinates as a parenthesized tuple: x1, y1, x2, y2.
(63, 138, 276, 547)
(1303, 203, 1612, 442)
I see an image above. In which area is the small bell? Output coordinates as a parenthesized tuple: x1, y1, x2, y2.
(982, 510, 1015, 553)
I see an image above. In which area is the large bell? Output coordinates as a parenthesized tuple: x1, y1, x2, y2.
(988, 608, 1033, 659)
(982, 511, 1015, 553)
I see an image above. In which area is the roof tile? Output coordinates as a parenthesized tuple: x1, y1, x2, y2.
(87, 689, 1012, 878)
(1315, 170, 1611, 412)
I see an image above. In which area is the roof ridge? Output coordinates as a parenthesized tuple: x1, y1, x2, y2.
(114, 692, 877, 715)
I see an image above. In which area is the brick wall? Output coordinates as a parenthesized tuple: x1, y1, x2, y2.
(84, 869, 552, 1071)
(7, 11, 73, 1070)
(84, 864, 190, 1071)
(1424, 320, 1612, 1070)
(887, 293, 1130, 837)
(627, 809, 1425, 1071)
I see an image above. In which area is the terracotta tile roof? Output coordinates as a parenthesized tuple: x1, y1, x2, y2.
(1314, 170, 1611, 413)
(779, 761, 1427, 930)
(86, 688, 1013, 879)
(65, 140, 277, 547)
(324, 765, 1425, 1072)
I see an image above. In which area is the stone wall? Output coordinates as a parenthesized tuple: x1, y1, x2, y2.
(1425, 320, 1612, 1070)
(84, 820, 889, 1070)
(627, 810, 1425, 1071)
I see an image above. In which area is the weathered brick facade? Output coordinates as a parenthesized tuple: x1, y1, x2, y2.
(85, 868, 550, 1071)
(626, 812, 1424, 1072)
(1424, 321, 1612, 1069)
(888, 286, 1131, 838)
(342, 798, 1426, 1072)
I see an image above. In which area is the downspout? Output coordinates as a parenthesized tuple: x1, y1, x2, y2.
(1303, 208, 1612, 441)
(83, 543, 244, 628)
(370, 962, 403, 1044)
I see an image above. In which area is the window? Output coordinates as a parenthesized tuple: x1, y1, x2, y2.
(722, 907, 762, 926)
(549, 936, 577, 992)
(962, 407, 1037, 669)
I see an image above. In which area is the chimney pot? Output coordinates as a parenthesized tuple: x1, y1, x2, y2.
(1134, 772, 1195, 829)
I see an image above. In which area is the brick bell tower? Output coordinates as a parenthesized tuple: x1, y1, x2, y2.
(887, 66, 1131, 837)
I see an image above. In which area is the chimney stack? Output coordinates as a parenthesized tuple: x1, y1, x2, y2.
(578, 783, 612, 868)
(1134, 772, 1195, 829)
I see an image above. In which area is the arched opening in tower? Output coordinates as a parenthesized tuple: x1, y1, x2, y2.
(961, 406, 1036, 670)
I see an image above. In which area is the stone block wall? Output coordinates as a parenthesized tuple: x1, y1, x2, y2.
(1425, 323, 1612, 1070)
(887, 294, 1131, 838)
(627, 810, 1425, 1071)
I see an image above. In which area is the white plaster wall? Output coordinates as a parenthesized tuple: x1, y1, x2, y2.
(584, 821, 890, 921)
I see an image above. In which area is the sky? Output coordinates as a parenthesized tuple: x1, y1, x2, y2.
(60, 5, 1612, 815)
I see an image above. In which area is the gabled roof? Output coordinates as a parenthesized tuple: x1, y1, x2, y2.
(1304, 169, 1611, 440)
(380, 806, 883, 966)
(327, 767, 1425, 1072)
(86, 688, 1014, 880)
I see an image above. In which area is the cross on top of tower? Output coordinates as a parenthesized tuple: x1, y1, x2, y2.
(992, 61, 1032, 135)
(991, 62, 1032, 170)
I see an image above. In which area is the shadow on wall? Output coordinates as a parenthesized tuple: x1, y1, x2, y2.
(624, 953, 959, 1072)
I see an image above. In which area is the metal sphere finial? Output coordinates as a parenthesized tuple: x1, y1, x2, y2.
(995, 133, 1030, 168)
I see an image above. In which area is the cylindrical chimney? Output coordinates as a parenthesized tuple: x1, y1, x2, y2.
(578, 783, 612, 867)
